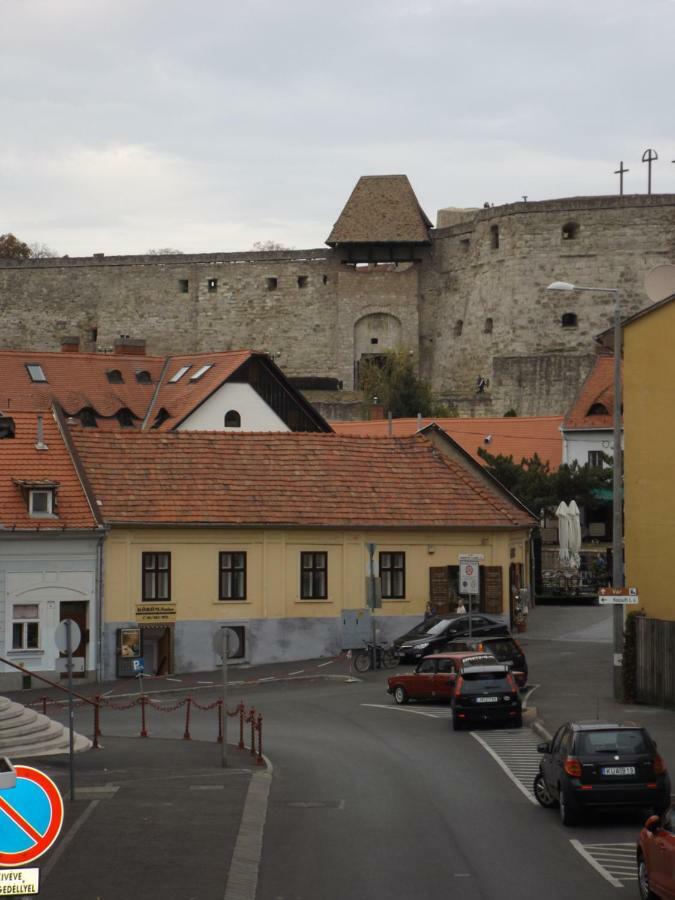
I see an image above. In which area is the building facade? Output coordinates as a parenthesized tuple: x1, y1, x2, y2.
(2, 177, 673, 418)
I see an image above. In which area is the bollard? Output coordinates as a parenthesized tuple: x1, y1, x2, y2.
(42, 696, 48, 716)
(216, 699, 223, 744)
(249, 707, 256, 757)
(183, 696, 192, 741)
(238, 702, 245, 750)
(140, 695, 148, 738)
(92, 695, 101, 749)
(256, 714, 264, 765)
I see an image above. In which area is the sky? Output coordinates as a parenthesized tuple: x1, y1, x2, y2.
(2, 0, 674, 256)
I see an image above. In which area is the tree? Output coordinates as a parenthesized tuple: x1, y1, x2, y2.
(0, 233, 31, 260)
(358, 349, 453, 418)
(477, 447, 613, 514)
(251, 241, 293, 251)
(28, 242, 59, 259)
(147, 248, 183, 255)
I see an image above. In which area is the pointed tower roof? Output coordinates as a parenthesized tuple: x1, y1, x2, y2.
(326, 175, 432, 246)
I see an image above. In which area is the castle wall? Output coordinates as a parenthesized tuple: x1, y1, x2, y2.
(2, 193, 674, 418)
(421, 195, 675, 415)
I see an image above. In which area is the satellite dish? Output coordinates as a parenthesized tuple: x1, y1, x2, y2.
(645, 264, 675, 303)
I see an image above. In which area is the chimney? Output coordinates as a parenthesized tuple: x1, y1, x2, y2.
(35, 415, 48, 451)
(0, 416, 16, 439)
(369, 402, 385, 421)
(60, 336, 80, 353)
(113, 337, 146, 356)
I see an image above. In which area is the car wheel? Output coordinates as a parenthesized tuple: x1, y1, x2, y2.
(559, 787, 579, 826)
(393, 686, 408, 705)
(452, 715, 463, 731)
(638, 853, 657, 900)
(533, 773, 558, 809)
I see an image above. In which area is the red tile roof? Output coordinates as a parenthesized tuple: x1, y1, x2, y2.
(563, 356, 622, 429)
(0, 410, 99, 530)
(0, 349, 286, 430)
(331, 416, 563, 469)
(71, 431, 534, 528)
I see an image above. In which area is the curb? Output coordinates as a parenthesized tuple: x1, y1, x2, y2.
(223, 752, 273, 900)
(531, 717, 553, 742)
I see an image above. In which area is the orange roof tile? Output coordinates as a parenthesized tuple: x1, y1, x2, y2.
(563, 356, 622, 430)
(0, 410, 99, 531)
(71, 431, 534, 529)
(331, 416, 563, 469)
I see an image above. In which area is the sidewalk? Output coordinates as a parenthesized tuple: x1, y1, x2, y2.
(522, 605, 675, 767)
(33, 737, 267, 900)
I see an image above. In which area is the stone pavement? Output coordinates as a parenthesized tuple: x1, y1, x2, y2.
(32, 737, 268, 900)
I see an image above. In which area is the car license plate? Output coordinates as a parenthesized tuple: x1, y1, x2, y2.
(601, 766, 636, 776)
(476, 697, 498, 703)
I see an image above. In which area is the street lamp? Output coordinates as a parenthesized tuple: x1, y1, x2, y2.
(547, 280, 624, 700)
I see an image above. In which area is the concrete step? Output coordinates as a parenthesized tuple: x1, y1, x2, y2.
(0, 694, 92, 759)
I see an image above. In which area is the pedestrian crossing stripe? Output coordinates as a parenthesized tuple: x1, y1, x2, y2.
(570, 841, 636, 888)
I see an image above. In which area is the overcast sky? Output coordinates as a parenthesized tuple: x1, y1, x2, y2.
(2, 0, 674, 256)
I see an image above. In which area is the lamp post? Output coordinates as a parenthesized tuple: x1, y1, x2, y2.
(547, 281, 623, 700)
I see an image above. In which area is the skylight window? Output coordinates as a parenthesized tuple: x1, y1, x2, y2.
(169, 365, 192, 384)
(26, 363, 47, 383)
(189, 364, 213, 382)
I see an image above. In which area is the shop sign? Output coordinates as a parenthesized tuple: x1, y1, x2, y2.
(135, 603, 176, 624)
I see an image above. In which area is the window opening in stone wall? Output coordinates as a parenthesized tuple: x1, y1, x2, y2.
(587, 402, 609, 416)
(370, 337, 379, 345)
(207, 278, 218, 292)
(135, 370, 152, 384)
(562, 221, 579, 240)
(460, 238, 470, 252)
(26, 363, 47, 383)
(490, 225, 499, 249)
(454, 320, 463, 337)
(90, 327, 98, 343)
(297, 276, 308, 288)
(266, 277, 278, 291)
(224, 410, 241, 428)
(323, 275, 328, 285)
(179, 279, 189, 293)
(561, 312, 578, 328)
(484, 317, 493, 334)
(107, 369, 124, 384)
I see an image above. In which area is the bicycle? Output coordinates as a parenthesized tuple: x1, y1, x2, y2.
(352, 641, 400, 673)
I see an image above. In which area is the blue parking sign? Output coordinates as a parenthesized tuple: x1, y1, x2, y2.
(132, 658, 145, 674)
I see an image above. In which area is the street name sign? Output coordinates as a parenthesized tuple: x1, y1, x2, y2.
(598, 587, 639, 605)
(0, 765, 64, 868)
(458, 554, 484, 596)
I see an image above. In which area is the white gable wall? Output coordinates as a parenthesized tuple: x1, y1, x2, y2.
(177, 382, 290, 431)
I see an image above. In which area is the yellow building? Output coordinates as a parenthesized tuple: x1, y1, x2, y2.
(623, 295, 675, 619)
(71, 425, 534, 676)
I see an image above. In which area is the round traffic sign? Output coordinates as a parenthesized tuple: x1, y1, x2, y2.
(54, 619, 82, 654)
(0, 765, 64, 866)
(212, 627, 239, 658)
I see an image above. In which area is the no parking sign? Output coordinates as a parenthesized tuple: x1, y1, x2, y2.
(0, 764, 64, 876)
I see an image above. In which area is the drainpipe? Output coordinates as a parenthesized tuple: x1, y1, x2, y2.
(95, 530, 107, 682)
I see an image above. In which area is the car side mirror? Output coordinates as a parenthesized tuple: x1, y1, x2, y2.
(537, 742, 550, 754)
(646, 815, 661, 833)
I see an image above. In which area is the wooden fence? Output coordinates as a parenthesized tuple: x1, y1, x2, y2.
(636, 617, 675, 707)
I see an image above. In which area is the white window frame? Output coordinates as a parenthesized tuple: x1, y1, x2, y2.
(190, 364, 213, 382)
(11, 604, 41, 651)
(169, 365, 192, 383)
(29, 489, 53, 516)
(26, 363, 47, 382)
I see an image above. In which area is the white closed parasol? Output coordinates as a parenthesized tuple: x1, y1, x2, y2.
(555, 501, 570, 564)
(567, 500, 581, 569)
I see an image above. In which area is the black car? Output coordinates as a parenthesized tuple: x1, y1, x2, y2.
(451, 663, 522, 731)
(394, 614, 508, 662)
(444, 635, 528, 688)
(534, 721, 671, 826)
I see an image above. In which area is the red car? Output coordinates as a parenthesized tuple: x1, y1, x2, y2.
(386, 652, 497, 705)
(638, 807, 675, 899)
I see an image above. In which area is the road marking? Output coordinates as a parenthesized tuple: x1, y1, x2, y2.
(521, 684, 539, 710)
(257, 677, 276, 682)
(283, 800, 345, 809)
(165, 677, 182, 683)
(471, 731, 539, 806)
(569, 841, 631, 888)
(41, 800, 100, 883)
(317, 661, 334, 668)
(288, 670, 304, 676)
(360, 703, 451, 719)
(197, 680, 213, 685)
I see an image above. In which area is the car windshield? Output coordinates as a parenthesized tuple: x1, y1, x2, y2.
(424, 618, 457, 636)
(485, 639, 516, 660)
(408, 616, 443, 636)
(461, 672, 509, 690)
(577, 729, 651, 755)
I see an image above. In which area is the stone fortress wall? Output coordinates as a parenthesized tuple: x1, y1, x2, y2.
(1, 191, 674, 417)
